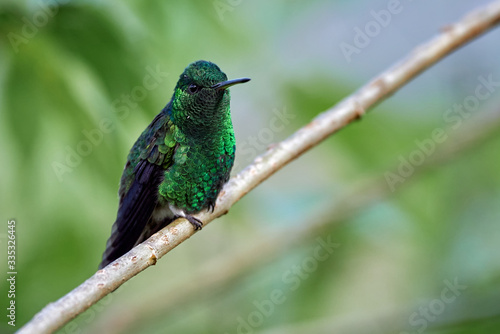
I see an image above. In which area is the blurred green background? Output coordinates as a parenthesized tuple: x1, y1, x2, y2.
(1, 0, 500, 333)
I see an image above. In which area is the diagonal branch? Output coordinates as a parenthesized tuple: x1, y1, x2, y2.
(18, 1, 500, 333)
(90, 99, 500, 334)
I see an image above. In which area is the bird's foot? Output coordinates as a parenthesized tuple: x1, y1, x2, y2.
(186, 215, 203, 230)
(207, 203, 215, 213)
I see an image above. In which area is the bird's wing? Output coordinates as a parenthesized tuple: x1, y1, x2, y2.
(99, 110, 176, 269)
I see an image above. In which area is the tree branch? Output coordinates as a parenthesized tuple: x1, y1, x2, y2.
(18, 2, 500, 333)
(90, 97, 500, 334)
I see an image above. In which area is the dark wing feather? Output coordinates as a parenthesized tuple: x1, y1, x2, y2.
(99, 109, 175, 269)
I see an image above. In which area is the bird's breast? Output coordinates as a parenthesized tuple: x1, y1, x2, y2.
(157, 137, 234, 213)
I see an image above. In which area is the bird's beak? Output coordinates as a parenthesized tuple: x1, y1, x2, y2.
(211, 77, 251, 90)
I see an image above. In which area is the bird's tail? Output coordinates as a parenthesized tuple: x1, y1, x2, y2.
(98, 215, 175, 269)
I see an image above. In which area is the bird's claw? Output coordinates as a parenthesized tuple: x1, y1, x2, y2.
(208, 203, 215, 213)
(186, 215, 203, 230)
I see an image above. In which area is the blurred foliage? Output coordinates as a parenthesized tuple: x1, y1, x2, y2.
(1, 0, 500, 333)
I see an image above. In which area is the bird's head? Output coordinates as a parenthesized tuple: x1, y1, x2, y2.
(170, 60, 250, 132)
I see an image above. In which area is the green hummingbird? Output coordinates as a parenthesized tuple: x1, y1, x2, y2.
(99, 60, 250, 269)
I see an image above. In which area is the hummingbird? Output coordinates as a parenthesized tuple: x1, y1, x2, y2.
(99, 60, 250, 269)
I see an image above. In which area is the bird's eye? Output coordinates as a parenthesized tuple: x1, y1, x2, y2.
(187, 84, 201, 94)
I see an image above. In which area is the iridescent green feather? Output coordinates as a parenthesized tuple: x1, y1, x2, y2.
(100, 60, 248, 269)
(118, 111, 175, 200)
